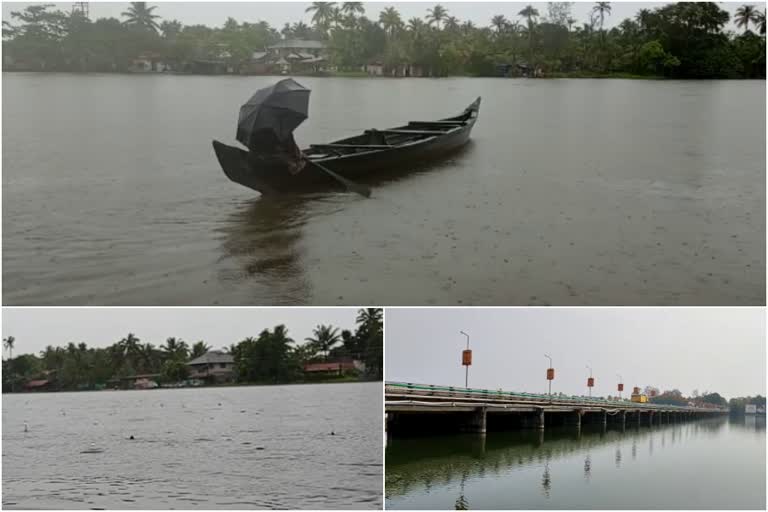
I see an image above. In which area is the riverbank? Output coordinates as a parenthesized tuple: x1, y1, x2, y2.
(0, 69, 688, 80)
(2, 376, 378, 395)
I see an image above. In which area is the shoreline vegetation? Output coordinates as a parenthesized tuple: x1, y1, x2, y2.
(1, 308, 383, 394)
(2, 2, 765, 79)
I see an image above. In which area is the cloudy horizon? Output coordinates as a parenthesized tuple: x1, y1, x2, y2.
(385, 307, 765, 400)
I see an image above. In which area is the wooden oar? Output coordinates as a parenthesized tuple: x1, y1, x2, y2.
(309, 160, 371, 198)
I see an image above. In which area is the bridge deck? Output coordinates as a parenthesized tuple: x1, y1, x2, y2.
(385, 382, 726, 413)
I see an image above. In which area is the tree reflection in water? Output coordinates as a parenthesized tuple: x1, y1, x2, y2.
(541, 460, 552, 498)
(455, 471, 470, 510)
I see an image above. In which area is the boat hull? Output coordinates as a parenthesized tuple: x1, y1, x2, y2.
(212, 97, 480, 195)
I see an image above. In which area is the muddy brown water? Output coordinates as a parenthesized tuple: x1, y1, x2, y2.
(3, 74, 764, 305)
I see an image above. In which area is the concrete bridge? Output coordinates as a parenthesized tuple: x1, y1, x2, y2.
(385, 382, 728, 434)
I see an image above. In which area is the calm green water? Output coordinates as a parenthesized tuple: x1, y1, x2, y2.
(386, 417, 766, 509)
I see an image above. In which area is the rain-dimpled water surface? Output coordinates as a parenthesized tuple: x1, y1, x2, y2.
(386, 417, 766, 509)
(3, 74, 765, 305)
(2, 383, 382, 509)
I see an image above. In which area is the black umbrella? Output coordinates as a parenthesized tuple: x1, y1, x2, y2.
(236, 78, 310, 149)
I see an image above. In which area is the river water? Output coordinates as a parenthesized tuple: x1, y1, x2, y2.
(2, 383, 382, 509)
(3, 74, 764, 305)
(385, 416, 766, 509)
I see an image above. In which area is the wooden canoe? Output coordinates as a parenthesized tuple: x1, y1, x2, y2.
(212, 96, 481, 195)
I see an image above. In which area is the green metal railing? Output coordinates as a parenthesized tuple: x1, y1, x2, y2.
(385, 381, 723, 411)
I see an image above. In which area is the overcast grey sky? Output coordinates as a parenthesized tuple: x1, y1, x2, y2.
(2, 2, 751, 31)
(385, 308, 765, 399)
(2, 307, 360, 356)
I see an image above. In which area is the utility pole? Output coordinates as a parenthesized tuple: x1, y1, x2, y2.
(545, 354, 554, 401)
(586, 365, 594, 398)
(72, 2, 89, 18)
(460, 331, 471, 388)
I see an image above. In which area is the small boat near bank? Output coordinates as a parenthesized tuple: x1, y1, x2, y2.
(212, 79, 481, 195)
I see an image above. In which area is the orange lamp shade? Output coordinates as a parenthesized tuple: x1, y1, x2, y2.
(587, 377, 595, 387)
(462, 349, 472, 366)
(633, 387, 641, 395)
(650, 389, 657, 397)
(618, 383, 624, 392)
(546, 368, 555, 380)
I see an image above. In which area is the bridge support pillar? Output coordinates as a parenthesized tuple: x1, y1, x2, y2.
(636, 411, 642, 427)
(536, 409, 545, 430)
(567, 410, 582, 429)
(620, 410, 627, 428)
(649, 411, 654, 426)
(469, 407, 487, 434)
(601, 410, 608, 428)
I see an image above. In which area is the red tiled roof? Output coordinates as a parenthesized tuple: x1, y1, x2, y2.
(303, 362, 356, 372)
(24, 380, 49, 388)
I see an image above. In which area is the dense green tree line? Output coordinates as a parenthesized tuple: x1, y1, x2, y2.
(649, 389, 728, 407)
(1, 308, 382, 392)
(3, 2, 765, 78)
(728, 395, 766, 414)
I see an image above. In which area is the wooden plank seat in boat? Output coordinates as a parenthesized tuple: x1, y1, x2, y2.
(310, 143, 392, 150)
(373, 129, 449, 135)
(409, 120, 466, 125)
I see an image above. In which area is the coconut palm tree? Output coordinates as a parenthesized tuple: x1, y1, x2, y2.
(593, 2, 611, 37)
(162, 337, 188, 361)
(119, 333, 142, 370)
(426, 4, 448, 29)
(518, 5, 539, 57)
(566, 16, 576, 32)
(491, 15, 508, 34)
(444, 16, 459, 31)
(4, 336, 16, 391)
(292, 21, 313, 39)
(408, 17, 426, 32)
(356, 308, 383, 328)
(305, 325, 341, 361)
(3, 336, 15, 361)
(380, 6, 403, 37)
(735, 5, 759, 32)
(159, 19, 181, 39)
(121, 2, 161, 32)
(756, 11, 766, 34)
(341, 2, 364, 17)
(305, 2, 337, 29)
(281, 22, 293, 38)
(191, 341, 211, 359)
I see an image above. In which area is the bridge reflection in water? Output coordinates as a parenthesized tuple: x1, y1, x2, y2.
(385, 416, 766, 510)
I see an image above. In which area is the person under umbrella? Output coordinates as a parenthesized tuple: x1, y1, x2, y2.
(237, 79, 310, 175)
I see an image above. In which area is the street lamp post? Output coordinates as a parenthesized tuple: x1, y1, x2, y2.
(586, 365, 594, 398)
(460, 331, 471, 388)
(617, 374, 624, 400)
(545, 354, 554, 401)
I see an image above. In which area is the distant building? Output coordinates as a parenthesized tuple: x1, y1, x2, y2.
(303, 360, 362, 376)
(242, 39, 329, 74)
(23, 379, 50, 392)
(187, 351, 235, 383)
(745, 404, 757, 414)
(129, 52, 170, 73)
(365, 60, 384, 76)
(134, 377, 159, 390)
